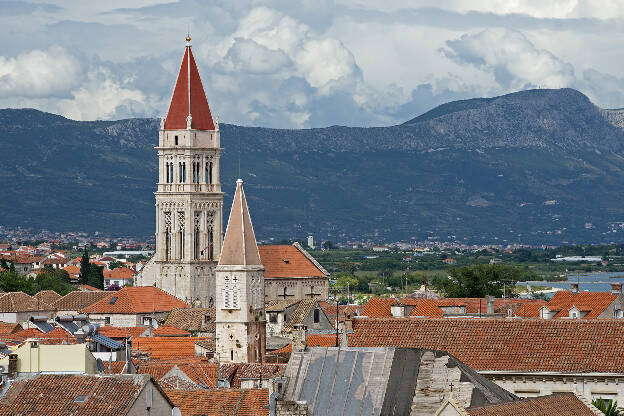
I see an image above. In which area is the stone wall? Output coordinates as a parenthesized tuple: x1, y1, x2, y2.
(275, 399, 308, 416)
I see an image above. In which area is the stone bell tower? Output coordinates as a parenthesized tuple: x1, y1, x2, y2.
(216, 179, 266, 363)
(136, 35, 223, 306)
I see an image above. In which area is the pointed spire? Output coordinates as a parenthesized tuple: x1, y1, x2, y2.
(164, 36, 215, 130)
(219, 179, 262, 266)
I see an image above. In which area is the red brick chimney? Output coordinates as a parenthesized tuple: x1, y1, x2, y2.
(612, 283, 623, 295)
(571, 283, 579, 294)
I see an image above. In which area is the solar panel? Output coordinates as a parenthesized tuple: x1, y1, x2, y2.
(58, 321, 80, 335)
(33, 321, 55, 333)
(92, 334, 123, 350)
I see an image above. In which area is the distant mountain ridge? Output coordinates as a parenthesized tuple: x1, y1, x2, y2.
(2, 88, 624, 244)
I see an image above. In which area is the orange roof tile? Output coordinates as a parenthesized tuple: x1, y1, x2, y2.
(133, 336, 213, 359)
(409, 299, 444, 317)
(103, 267, 135, 280)
(361, 297, 396, 318)
(258, 245, 327, 278)
(0, 323, 22, 337)
(81, 286, 188, 314)
(271, 334, 339, 354)
(153, 325, 190, 337)
(0, 292, 54, 312)
(33, 290, 62, 305)
(98, 326, 148, 340)
(52, 291, 110, 311)
(136, 358, 218, 388)
(349, 317, 624, 373)
(546, 291, 618, 319)
(166, 389, 269, 416)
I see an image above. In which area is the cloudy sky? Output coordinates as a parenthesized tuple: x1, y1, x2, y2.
(2, 0, 624, 128)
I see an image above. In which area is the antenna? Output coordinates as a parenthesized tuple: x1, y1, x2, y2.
(238, 131, 241, 178)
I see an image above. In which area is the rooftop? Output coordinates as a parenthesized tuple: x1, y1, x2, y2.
(258, 244, 328, 278)
(166, 389, 269, 416)
(81, 286, 188, 314)
(466, 392, 599, 415)
(349, 317, 624, 373)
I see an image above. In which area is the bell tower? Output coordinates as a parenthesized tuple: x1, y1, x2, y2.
(216, 179, 266, 363)
(136, 35, 223, 306)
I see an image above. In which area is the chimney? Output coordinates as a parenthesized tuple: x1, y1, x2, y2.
(486, 295, 495, 315)
(571, 283, 579, 294)
(292, 324, 307, 352)
(8, 354, 17, 379)
(344, 314, 353, 332)
(612, 283, 623, 295)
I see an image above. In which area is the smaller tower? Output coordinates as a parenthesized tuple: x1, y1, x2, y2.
(215, 179, 266, 363)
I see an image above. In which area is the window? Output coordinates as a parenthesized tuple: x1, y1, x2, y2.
(269, 313, 278, 324)
(109, 296, 118, 305)
(104, 317, 111, 325)
(143, 316, 152, 326)
(174, 135, 178, 145)
(231, 350, 234, 361)
(616, 309, 623, 319)
(313, 309, 320, 323)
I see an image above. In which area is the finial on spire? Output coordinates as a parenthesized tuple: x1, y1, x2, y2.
(237, 178, 243, 184)
(186, 33, 191, 46)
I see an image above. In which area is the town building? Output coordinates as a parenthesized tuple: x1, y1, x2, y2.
(535, 283, 624, 319)
(215, 179, 266, 363)
(265, 298, 334, 338)
(81, 286, 188, 327)
(0, 340, 99, 375)
(0, 374, 174, 416)
(348, 317, 624, 404)
(0, 292, 55, 324)
(135, 35, 224, 307)
(165, 307, 214, 336)
(259, 243, 329, 301)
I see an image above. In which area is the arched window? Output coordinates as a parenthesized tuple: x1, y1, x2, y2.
(165, 162, 169, 183)
(231, 350, 234, 361)
(313, 308, 320, 323)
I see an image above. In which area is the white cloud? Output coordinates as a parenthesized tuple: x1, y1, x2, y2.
(0, 46, 81, 97)
(443, 28, 575, 90)
(57, 68, 148, 120)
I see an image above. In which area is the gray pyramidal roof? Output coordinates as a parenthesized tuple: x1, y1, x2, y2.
(283, 347, 516, 416)
(218, 179, 262, 266)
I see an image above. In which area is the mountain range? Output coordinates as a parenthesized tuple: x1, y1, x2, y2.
(2, 88, 624, 244)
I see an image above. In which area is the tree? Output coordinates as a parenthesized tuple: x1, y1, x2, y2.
(108, 260, 125, 270)
(35, 266, 74, 295)
(592, 398, 622, 416)
(87, 264, 104, 290)
(80, 248, 90, 284)
(0, 269, 35, 294)
(0, 259, 9, 270)
(432, 264, 525, 298)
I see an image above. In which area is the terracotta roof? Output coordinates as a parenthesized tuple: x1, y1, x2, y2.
(153, 325, 190, 337)
(166, 389, 269, 416)
(546, 291, 618, 319)
(33, 290, 62, 305)
(52, 291, 110, 311)
(349, 317, 624, 373)
(0, 322, 22, 337)
(10, 327, 77, 345)
(467, 392, 598, 415)
(41, 257, 68, 265)
(516, 301, 547, 318)
(133, 336, 213, 359)
(98, 326, 148, 340)
(258, 244, 327, 278)
(361, 297, 397, 318)
(218, 179, 262, 266)
(164, 44, 215, 130)
(0, 292, 54, 312)
(102, 361, 127, 374)
(409, 299, 444, 317)
(165, 307, 215, 333)
(103, 267, 135, 280)
(136, 358, 218, 388)
(0, 374, 169, 416)
(81, 286, 188, 314)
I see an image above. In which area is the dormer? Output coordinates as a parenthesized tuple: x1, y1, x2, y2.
(539, 306, 557, 319)
(567, 306, 589, 319)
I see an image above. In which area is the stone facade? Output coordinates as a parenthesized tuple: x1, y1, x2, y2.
(135, 41, 223, 307)
(275, 400, 308, 416)
(264, 277, 329, 302)
(483, 372, 624, 405)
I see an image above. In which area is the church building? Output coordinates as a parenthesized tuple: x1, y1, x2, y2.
(135, 35, 223, 307)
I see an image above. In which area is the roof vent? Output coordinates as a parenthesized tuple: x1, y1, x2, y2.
(74, 395, 88, 403)
(109, 296, 118, 305)
(282, 259, 290, 264)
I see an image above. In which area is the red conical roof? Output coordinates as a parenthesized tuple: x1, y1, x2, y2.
(164, 46, 215, 130)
